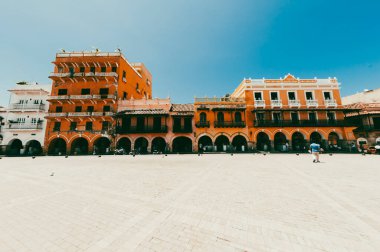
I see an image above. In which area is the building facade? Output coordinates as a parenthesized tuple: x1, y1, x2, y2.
(0, 82, 50, 155)
(194, 74, 358, 152)
(45, 51, 152, 155)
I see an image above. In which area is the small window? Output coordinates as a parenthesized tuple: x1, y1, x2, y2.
(200, 112, 207, 122)
(81, 88, 90, 95)
(53, 122, 61, 132)
(291, 112, 299, 122)
(273, 112, 281, 121)
(79, 67, 85, 73)
(87, 106, 94, 112)
(288, 92, 296, 100)
(123, 92, 127, 100)
(136, 83, 139, 90)
(309, 112, 317, 121)
(101, 66, 106, 72)
(69, 67, 74, 77)
(111, 66, 117, 72)
(58, 89, 67, 95)
(270, 92, 279, 101)
(217, 112, 224, 122)
(70, 122, 77, 131)
(306, 92, 314, 100)
(56, 106, 63, 112)
(103, 106, 111, 112)
(58, 67, 63, 73)
(85, 122, 93, 131)
(324, 92, 332, 100)
(254, 92, 262, 100)
(31, 118, 37, 124)
(102, 121, 110, 131)
(75, 106, 82, 112)
(90, 67, 96, 73)
(235, 112, 242, 122)
(327, 112, 335, 121)
(256, 112, 265, 121)
(122, 71, 126, 80)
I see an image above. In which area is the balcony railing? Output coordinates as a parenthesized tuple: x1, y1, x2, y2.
(91, 112, 115, 116)
(70, 95, 93, 100)
(50, 72, 118, 79)
(92, 94, 116, 99)
(271, 100, 282, 107)
(8, 123, 43, 130)
(49, 95, 69, 100)
(48, 113, 68, 117)
(9, 104, 45, 110)
(172, 126, 193, 133)
(254, 120, 350, 127)
(49, 94, 116, 100)
(195, 121, 210, 128)
(254, 100, 265, 107)
(194, 97, 245, 103)
(214, 121, 246, 128)
(324, 99, 337, 107)
(116, 125, 168, 134)
(288, 100, 300, 107)
(68, 112, 92, 117)
(306, 100, 318, 107)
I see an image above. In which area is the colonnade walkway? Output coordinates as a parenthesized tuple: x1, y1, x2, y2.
(0, 154, 379, 251)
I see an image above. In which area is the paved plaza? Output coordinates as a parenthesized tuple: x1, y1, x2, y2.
(0, 154, 379, 251)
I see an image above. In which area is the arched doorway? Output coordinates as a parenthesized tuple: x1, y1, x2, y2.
(172, 137, 192, 153)
(94, 137, 111, 154)
(310, 132, 322, 144)
(232, 135, 247, 152)
(116, 137, 131, 154)
(274, 132, 287, 152)
(135, 137, 148, 154)
(152, 137, 166, 153)
(48, 138, 67, 155)
(256, 132, 270, 151)
(198, 135, 213, 151)
(328, 132, 341, 151)
(25, 140, 43, 156)
(6, 139, 23, 156)
(215, 135, 230, 152)
(71, 138, 89, 155)
(292, 132, 305, 152)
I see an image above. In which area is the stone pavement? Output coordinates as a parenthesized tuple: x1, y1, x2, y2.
(0, 154, 379, 251)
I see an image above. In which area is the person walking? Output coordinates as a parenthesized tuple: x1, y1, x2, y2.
(309, 142, 323, 163)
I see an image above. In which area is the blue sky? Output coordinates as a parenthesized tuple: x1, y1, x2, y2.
(1, 0, 379, 106)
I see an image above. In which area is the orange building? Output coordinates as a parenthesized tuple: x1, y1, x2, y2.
(45, 51, 152, 155)
(195, 74, 358, 152)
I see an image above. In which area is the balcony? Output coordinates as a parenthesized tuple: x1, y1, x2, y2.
(195, 121, 210, 128)
(194, 97, 245, 103)
(9, 104, 45, 111)
(254, 100, 265, 108)
(91, 112, 115, 117)
(254, 120, 350, 127)
(68, 112, 92, 117)
(92, 94, 116, 100)
(47, 113, 68, 117)
(271, 100, 282, 108)
(172, 126, 193, 133)
(214, 121, 246, 128)
(116, 125, 168, 134)
(48, 95, 69, 100)
(324, 99, 337, 107)
(288, 100, 300, 107)
(306, 100, 318, 107)
(8, 123, 43, 130)
(70, 95, 93, 100)
(49, 72, 118, 80)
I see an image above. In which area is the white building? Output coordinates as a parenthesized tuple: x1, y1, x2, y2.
(0, 82, 50, 156)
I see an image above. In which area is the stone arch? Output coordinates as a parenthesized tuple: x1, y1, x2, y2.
(93, 137, 111, 154)
(24, 140, 43, 156)
(232, 135, 248, 152)
(256, 132, 270, 151)
(272, 129, 291, 140)
(48, 138, 67, 155)
(172, 136, 193, 153)
(70, 137, 89, 155)
(274, 132, 288, 152)
(291, 132, 306, 152)
(6, 139, 23, 156)
(152, 137, 167, 153)
(310, 131, 323, 146)
(116, 137, 132, 154)
(68, 134, 91, 145)
(135, 137, 149, 154)
(215, 135, 230, 152)
(253, 130, 273, 142)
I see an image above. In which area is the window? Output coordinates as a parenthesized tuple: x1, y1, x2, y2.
(100, 88, 109, 95)
(31, 118, 37, 124)
(184, 117, 192, 131)
(217, 112, 224, 122)
(154, 117, 162, 130)
(112, 66, 117, 73)
(70, 122, 77, 131)
(136, 83, 139, 90)
(58, 67, 63, 73)
(256, 112, 265, 121)
(103, 106, 110, 112)
(87, 106, 94, 112)
(291, 112, 299, 122)
(288, 92, 296, 100)
(173, 117, 181, 130)
(90, 67, 96, 73)
(69, 67, 74, 77)
(308, 112, 317, 122)
(81, 88, 90, 95)
(373, 117, 380, 129)
(270, 92, 279, 101)
(327, 112, 335, 121)
(235, 112, 242, 122)
(137, 117, 145, 130)
(324, 91, 332, 100)
(101, 66, 106, 72)
(85, 122, 93, 131)
(55, 106, 63, 112)
(75, 106, 82, 112)
(123, 92, 127, 100)
(53, 122, 61, 132)
(306, 92, 314, 100)
(80, 67, 85, 73)
(102, 121, 110, 131)
(58, 89, 67, 95)
(273, 112, 281, 122)
(254, 92, 262, 100)
(200, 112, 207, 122)
(122, 71, 126, 82)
